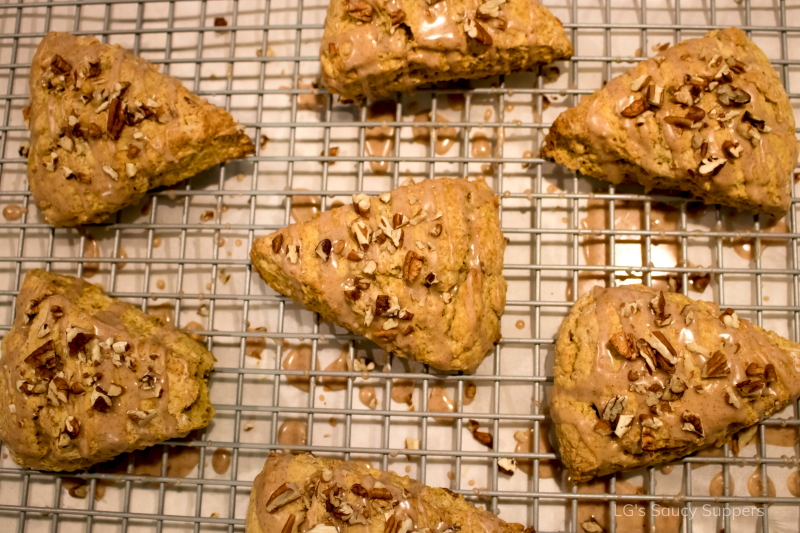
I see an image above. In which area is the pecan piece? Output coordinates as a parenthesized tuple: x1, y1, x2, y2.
(594, 419, 613, 436)
(106, 97, 125, 140)
(681, 411, 704, 437)
(764, 364, 777, 384)
(389, 9, 405, 25)
(601, 394, 627, 422)
(402, 251, 424, 282)
(51, 54, 72, 75)
(271, 233, 284, 253)
(736, 379, 765, 397)
(265, 483, 302, 512)
(464, 18, 493, 45)
(702, 351, 730, 378)
(316, 239, 332, 261)
(621, 98, 648, 118)
(746, 362, 765, 377)
(346, 0, 373, 22)
(609, 331, 637, 360)
(468, 419, 494, 448)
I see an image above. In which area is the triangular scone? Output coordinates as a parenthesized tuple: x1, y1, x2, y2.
(247, 454, 530, 533)
(551, 284, 800, 481)
(320, 0, 573, 101)
(541, 28, 797, 217)
(26, 32, 255, 226)
(250, 178, 506, 372)
(0, 270, 215, 471)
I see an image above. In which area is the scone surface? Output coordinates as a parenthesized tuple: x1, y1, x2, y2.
(246, 453, 527, 533)
(551, 284, 800, 481)
(250, 178, 506, 372)
(541, 27, 798, 217)
(320, 0, 573, 101)
(27, 32, 255, 226)
(0, 270, 215, 471)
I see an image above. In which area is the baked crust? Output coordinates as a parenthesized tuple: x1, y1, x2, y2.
(246, 453, 528, 533)
(250, 178, 506, 372)
(0, 270, 215, 471)
(26, 32, 255, 226)
(551, 284, 800, 481)
(541, 27, 798, 217)
(320, 0, 573, 101)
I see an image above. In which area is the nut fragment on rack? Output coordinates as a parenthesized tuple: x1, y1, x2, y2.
(498, 457, 517, 475)
(467, 419, 493, 448)
(581, 517, 605, 533)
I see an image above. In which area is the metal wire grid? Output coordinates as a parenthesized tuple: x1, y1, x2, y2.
(0, 0, 798, 532)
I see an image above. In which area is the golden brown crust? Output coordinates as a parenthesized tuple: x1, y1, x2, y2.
(246, 453, 527, 533)
(250, 178, 506, 372)
(551, 284, 800, 481)
(541, 27, 798, 217)
(0, 270, 215, 471)
(320, 0, 573, 101)
(27, 32, 255, 226)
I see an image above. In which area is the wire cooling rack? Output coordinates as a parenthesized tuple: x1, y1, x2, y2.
(1, 0, 799, 532)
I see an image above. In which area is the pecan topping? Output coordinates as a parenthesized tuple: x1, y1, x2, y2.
(641, 426, 657, 451)
(663, 115, 694, 129)
(346, 0, 373, 22)
(64, 416, 80, 438)
(702, 351, 730, 378)
(637, 338, 656, 373)
(742, 110, 770, 132)
(464, 17, 492, 45)
(106, 97, 125, 140)
(602, 394, 627, 422)
(661, 375, 687, 401)
(351, 484, 393, 500)
(430, 223, 443, 237)
(627, 369, 640, 381)
(270, 234, 283, 253)
(725, 385, 741, 408)
(265, 482, 302, 512)
(717, 84, 751, 106)
(614, 414, 634, 438)
(648, 332, 677, 372)
(90, 387, 112, 412)
(720, 308, 739, 328)
(87, 123, 103, 138)
(609, 331, 637, 360)
(347, 250, 364, 261)
(351, 220, 371, 250)
(374, 295, 391, 317)
(649, 291, 672, 326)
(593, 419, 613, 436)
(373, 329, 397, 341)
(344, 286, 362, 301)
(25, 340, 56, 368)
(736, 379, 765, 397)
(722, 139, 743, 159)
(280, 514, 296, 533)
(764, 364, 777, 384)
(681, 411, 704, 437)
(393, 213, 409, 228)
(352, 193, 371, 217)
(745, 362, 765, 377)
(390, 8, 405, 24)
(316, 239, 332, 261)
(51, 54, 72, 75)
(621, 98, 648, 118)
(402, 251, 424, 282)
(630, 74, 651, 92)
(127, 409, 158, 427)
(697, 156, 727, 177)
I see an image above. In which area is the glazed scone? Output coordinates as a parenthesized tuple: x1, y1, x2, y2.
(320, 0, 573, 101)
(247, 453, 530, 533)
(0, 270, 215, 471)
(541, 28, 798, 217)
(250, 178, 506, 372)
(550, 284, 800, 481)
(26, 32, 255, 226)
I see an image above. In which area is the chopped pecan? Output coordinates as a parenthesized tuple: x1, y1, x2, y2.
(430, 223, 443, 237)
(736, 379, 765, 397)
(265, 482, 302, 512)
(90, 387, 112, 412)
(106, 98, 125, 140)
(344, 286, 362, 301)
(64, 415, 80, 438)
(663, 115, 694, 129)
(637, 338, 656, 373)
(725, 385, 741, 408)
(127, 409, 158, 427)
(697, 156, 727, 177)
(594, 419, 613, 436)
(375, 295, 391, 317)
(468, 419, 494, 448)
(649, 291, 672, 326)
(764, 364, 777, 384)
(346, 0, 373, 22)
(681, 411, 704, 437)
(602, 394, 627, 422)
(352, 193, 371, 217)
(717, 84, 751, 106)
(702, 351, 730, 378)
(609, 331, 637, 360)
(614, 414, 634, 438)
(661, 375, 687, 401)
(464, 17, 493, 45)
(389, 8, 405, 25)
(648, 332, 677, 372)
(621, 98, 648, 118)
(316, 239, 332, 261)
(402, 251, 424, 282)
(742, 110, 770, 132)
(25, 340, 56, 368)
(373, 330, 397, 342)
(393, 213, 409, 228)
(627, 369, 640, 381)
(280, 514, 296, 533)
(720, 308, 740, 328)
(722, 140, 743, 159)
(746, 362, 765, 377)
(50, 54, 72, 75)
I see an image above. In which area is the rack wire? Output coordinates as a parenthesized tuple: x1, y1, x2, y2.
(0, 0, 799, 532)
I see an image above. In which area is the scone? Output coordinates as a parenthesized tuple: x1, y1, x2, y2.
(250, 178, 506, 372)
(550, 284, 800, 481)
(26, 32, 255, 226)
(0, 270, 215, 471)
(541, 28, 798, 217)
(320, 0, 573, 101)
(246, 453, 530, 533)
